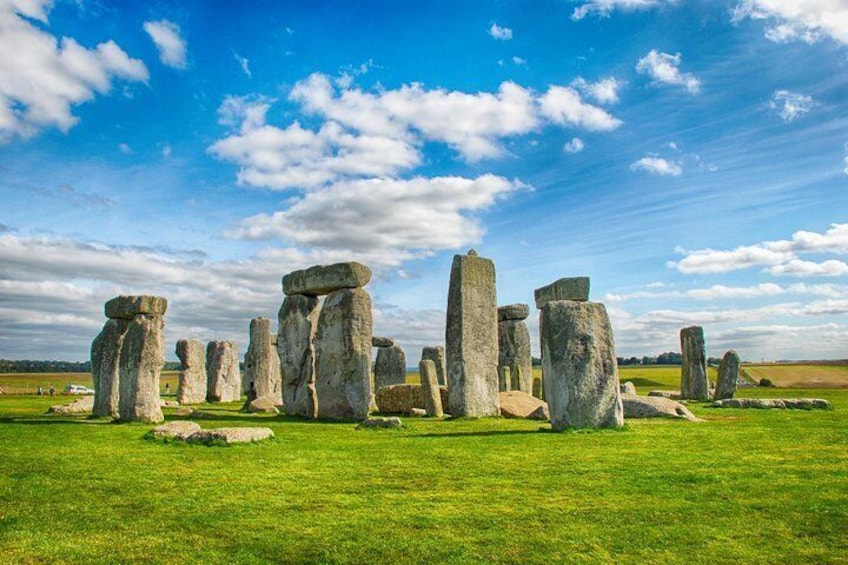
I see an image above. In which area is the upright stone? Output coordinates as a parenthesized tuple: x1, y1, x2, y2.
(374, 345, 406, 389)
(176, 339, 206, 405)
(313, 287, 373, 419)
(91, 318, 130, 418)
(498, 304, 532, 394)
(244, 317, 282, 404)
(283, 262, 372, 296)
(421, 346, 446, 387)
(534, 277, 590, 309)
(445, 250, 500, 418)
(680, 326, 709, 401)
(118, 314, 165, 423)
(715, 350, 740, 400)
(541, 300, 623, 430)
(277, 294, 321, 419)
(206, 341, 241, 402)
(419, 360, 444, 418)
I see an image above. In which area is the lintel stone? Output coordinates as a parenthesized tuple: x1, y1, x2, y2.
(105, 295, 168, 319)
(534, 277, 589, 309)
(282, 262, 372, 296)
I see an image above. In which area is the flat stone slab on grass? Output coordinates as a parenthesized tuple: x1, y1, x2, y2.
(648, 390, 682, 400)
(189, 427, 275, 444)
(499, 391, 549, 420)
(47, 395, 94, 414)
(358, 416, 403, 429)
(375, 383, 449, 415)
(245, 396, 280, 414)
(534, 277, 589, 309)
(622, 396, 701, 422)
(151, 420, 202, 440)
(709, 398, 832, 410)
(105, 295, 168, 319)
(283, 262, 372, 296)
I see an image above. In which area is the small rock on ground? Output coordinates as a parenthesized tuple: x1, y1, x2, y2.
(622, 395, 702, 422)
(358, 417, 403, 429)
(151, 420, 202, 440)
(47, 395, 94, 415)
(708, 398, 832, 410)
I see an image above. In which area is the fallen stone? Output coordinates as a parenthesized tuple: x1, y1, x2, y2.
(708, 398, 832, 410)
(648, 390, 682, 400)
(105, 295, 168, 320)
(246, 396, 280, 414)
(176, 339, 206, 405)
(419, 359, 444, 418)
(91, 317, 130, 418)
(421, 346, 447, 387)
(622, 395, 701, 422)
(283, 262, 372, 296)
(411, 408, 427, 417)
(497, 303, 530, 322)
(189, 427, 275, 444)
(358, 416, 403, 429)
(499, 391, 549, 420)
(277, 294, 321, 419)
(206, 341, 241, 403)
(374, 344, 406, 389)
(715, 350, 740, 400)
(118, 314, 165, 423)
(375, 383, 449, 415)
(150, 420, 202, 440)
(243, 317, 282, 404)
(47, 395, 94, 415)
(680, 325, 709, 401)
(446, 250, 500, 418)
(174, 407, 193, 417)
(372, 336, 395, 348)
(621, 381, 637, 396)
(534, 277, 589, 309)
(162, 400, 179, 407)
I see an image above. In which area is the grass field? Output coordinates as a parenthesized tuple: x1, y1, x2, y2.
(743, 363, 848, 388)
(0, 371, 181, 396)
(1, 373, 846, 564)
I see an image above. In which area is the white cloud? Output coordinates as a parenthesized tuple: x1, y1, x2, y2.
(636, 50, 700, 94)
(671, 224, 848, 275)
(731, 0, 848, 45)
(769, 90, 814, 122)
(564, 137, 585, 153)
(572, 0, 675, 21)
(0, 0, 148, 142)
(538, 86, 623, 131)
(143, 19, 187, 69)
(571, 77, 623, 104)
(118, 142, 132, 154)
(234, 52, 251, 78)
(512, 56, 527, 66)
(162, 143, 172, 157)
(630, 156, 683, 175)
(488, 23, 513, 40)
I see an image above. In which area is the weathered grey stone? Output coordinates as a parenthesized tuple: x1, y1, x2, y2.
(105, 295, 168, 320)
(375, 383, 449, 415)
(206, 341, 241, 403)
(358, 416, 403, 429)
(648, 390, 683, 400)
(372, 336, 395, 348)
(499, 391, 549, 420)
(151, 420, 202, 440)
(620, 381, 637, 396)
(277, 294, 320, 419)
(410, 408, 426, 417)
(680, 326, 709, 401)
(374, 345, 406, 389)
(176, 339, 206, 405)
(189, 427, 275, 444)
(532, 376, 543, 400)
(313, 287, 373, 420)
(498, 365, 511, 392)
(497, 303, 530, 322)
(541, 301, 623, 430)
(91, 317, 130, 418)
(708, 398, 832, 410)
(715, 350, 740, 400)
(118, 314, 165, 423)
(246, 396, 280, 414)
(622, 395, 701, 422)
(498, 318, 532, 394)
(244, 317, 282, 404)
(421, 346, 446, 387)
(47, 395, 94, 415)
(419, 360, 444, 418)
(283, 262, 372, 296)
(446, 251, 500, 418)
(534, 277, 590, 309)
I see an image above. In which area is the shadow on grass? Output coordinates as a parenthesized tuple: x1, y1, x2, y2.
(413, 428, 549, 438)
(620, 378, 667, 387)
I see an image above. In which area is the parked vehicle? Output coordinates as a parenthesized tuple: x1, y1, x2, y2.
(64, 384, 95, 395)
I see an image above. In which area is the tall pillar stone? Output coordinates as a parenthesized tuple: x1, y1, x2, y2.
(445, 250, 500, 418)
(715, 349, 740, 400)
(540, 299, 623, 430)
(206, 341, 241, 402)
(244, 317, 282, 404)
(91, 318, 130, 418)
(176, 339, 206, 405)
(277, 294, 321, 418)
(313, 287, 373, 420)
(421, 346, 446, 387)
(419, 360, 444, 418)
(374, 344, 406, 389)
(680, 326, 709, 401)
(497, 303, 532, 394)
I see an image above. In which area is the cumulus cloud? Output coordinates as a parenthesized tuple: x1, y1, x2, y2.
(571, 0, 675, 20)
(671, 223, 848, 275)
(143, 19, 187, 69)
(538, 86, 622, 131)
(636, 50, 700, 94)
(731, 0, 848, 45)
(0, 0, 148, 142)
(769, 90, 814, 122)
(564, 137, 585, 153)
(488, 23, 513, 40)
(571, 77, 624, 104)
(630, 156, 682, 175)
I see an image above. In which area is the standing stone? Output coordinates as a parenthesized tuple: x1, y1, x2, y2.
(445, 250, 500, 418)
(541, 300, 623, 430)
(91, 318, 130, 418)
(498, 365, 511, 392)
(277, 294, 321, 418)
(534, 277, 590, 309)
(715, 350, 740, 400)
(175, 339, 206, 405)
(374, 344, 406, 389)
(244, 317, 282, 404)
(118, 314, 165, 423)
(418, 360, 444, 418)
(313, 287, 373, 419)
(680, 326, 709, 401)
(206, 341, 241, 402)
(497, 306, 532, 394)
(283, 262, 372, 296)
(421, 346, 446, 387)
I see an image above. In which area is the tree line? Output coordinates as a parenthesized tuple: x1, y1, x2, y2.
(0, 359, 182, 373)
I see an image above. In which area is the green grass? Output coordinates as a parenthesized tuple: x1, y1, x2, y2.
(617, 365, 720, 390)
(1, 386, 847, 564)
(743, 363, 848, 388)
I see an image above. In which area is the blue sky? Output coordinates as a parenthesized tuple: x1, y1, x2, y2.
(1, 0, 847, 362)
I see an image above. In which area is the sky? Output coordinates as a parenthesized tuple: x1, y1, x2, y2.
(1, 0, 847, 363)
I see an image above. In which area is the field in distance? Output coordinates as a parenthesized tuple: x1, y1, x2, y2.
(742, 362, 848, 388)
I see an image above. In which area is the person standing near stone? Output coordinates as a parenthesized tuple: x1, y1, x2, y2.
(680, 326, 709, 401)
(206, 341, 241, 402)
(176, 339, 206, 405)
(715, 349, 740, 400)
(497, 303, 532, 394)
(445, 250, 500, 418)
(373, 337, 406, 390)
(244, 317, 282, 404)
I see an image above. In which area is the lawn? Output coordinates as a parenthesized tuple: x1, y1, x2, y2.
(743, 363, 848, 388)
(0, 383, 846, 564)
